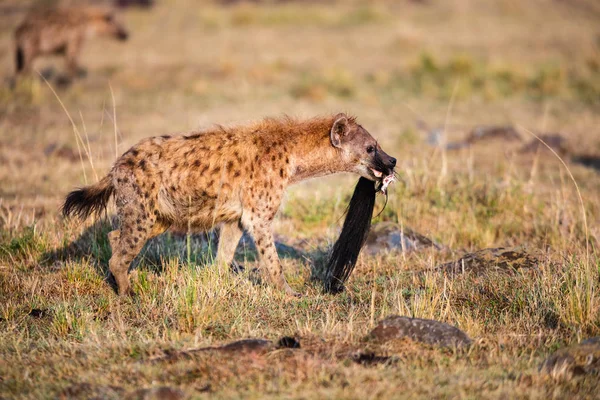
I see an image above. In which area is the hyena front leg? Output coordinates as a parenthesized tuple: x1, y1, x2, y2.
(242, 214, 300, 297)
(216, 222, 243, 273)
(65, 38, 84, 79)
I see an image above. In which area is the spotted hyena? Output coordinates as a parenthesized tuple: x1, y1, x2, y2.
(63, 114, 397, 296)
(14, 7, 129, 79)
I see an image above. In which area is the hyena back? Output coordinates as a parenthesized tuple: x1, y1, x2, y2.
(63, 114, 397, 296)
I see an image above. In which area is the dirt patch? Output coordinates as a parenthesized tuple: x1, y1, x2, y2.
(151, 337, 300, 363)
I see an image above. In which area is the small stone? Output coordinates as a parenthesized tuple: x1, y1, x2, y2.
(364, 222, 443, 255)
(519, 133, 569, 156)
(539, 338, 600, 379)
(368, 315, 472, 348)
(466, 125, 522, 144)
(435, 247, 539, 276)
(218, 339, 273, 353)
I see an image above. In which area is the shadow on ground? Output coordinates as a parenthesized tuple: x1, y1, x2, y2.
(40, 216, 308, 288)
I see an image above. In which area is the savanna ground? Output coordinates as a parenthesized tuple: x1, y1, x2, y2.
(1, 0, 600, 398)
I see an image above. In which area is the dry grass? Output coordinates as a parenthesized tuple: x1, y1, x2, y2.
(1, 0, 600, 398)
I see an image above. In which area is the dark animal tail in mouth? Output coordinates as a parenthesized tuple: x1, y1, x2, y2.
(323, 177, 377, 294)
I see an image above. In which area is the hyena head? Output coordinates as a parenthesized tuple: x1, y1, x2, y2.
(88, 10, 129, 41)
(329, 113, 397, 181)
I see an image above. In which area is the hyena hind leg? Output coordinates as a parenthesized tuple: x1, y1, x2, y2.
(108, 214, 168, 296)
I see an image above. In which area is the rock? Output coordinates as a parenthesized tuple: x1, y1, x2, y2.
(539, 338, 600, 379)
(61, 383, 124, 399)
(126, 387, 185, 400)
(364, 222, 444, 255)
(437, 125, 522, 151)
(214, 339, 273, 353)
(350, 351, 397, 366)
(519, 133, 569, 156)
(115, 0, 155, 9)
(202, 336, 300, 354)
(152, 337, 300, 362)
(368, 315, 472, 348)
(581, 337, 600, 346)
(435, 247, 539, 276)
(466, 126, 522, 144)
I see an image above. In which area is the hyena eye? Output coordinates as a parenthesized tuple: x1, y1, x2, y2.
(104, 15, 114, 22)
(366, 145, 375, 154)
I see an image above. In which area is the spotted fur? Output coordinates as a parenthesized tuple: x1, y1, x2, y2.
(62, 114, 396, 296)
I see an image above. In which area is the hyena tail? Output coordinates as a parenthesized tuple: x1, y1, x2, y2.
(15, 47, 24, 73)
(323, 177, 376, 294)
(62, 175, 114, 220)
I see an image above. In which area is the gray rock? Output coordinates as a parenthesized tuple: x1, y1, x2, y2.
(435, 247, 539, 276)
(368, 315, 472, 348)
(466, 126, 522, 144)
(519, 133, 569, 156)
(364, 222, 444, 255)
(539, 338, 600, 379)
(151, 337, 300, 362)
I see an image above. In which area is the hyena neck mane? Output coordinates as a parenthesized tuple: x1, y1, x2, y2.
(279, 116, 351, 183)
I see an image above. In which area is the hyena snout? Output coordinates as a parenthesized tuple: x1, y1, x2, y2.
(373, 150, 397, 177)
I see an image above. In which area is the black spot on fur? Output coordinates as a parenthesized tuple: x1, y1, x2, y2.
(16, 47, 24, 72)
(194, 160, 201, 167)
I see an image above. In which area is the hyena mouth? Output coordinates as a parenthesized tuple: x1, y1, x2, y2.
(370, 168, 384, 178)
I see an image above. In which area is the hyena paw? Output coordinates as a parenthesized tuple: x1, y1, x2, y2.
(284, 284, 302, 298)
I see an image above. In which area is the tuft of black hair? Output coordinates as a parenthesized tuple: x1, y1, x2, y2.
(323, 177, 376, 294)
(62, 176, 114, 220)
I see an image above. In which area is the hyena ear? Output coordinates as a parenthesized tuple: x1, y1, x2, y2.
(330, 114, 349, 148)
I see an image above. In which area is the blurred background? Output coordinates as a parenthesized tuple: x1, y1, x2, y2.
(0, 0, 599, 245)
(1, 3, 600, 396)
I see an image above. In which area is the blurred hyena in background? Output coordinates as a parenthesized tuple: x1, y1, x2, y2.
(14, 6, 129, 82)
